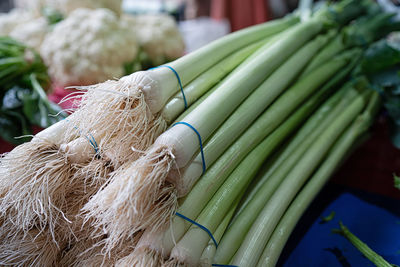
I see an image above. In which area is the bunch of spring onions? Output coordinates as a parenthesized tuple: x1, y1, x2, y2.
(0, 0, 398, 265)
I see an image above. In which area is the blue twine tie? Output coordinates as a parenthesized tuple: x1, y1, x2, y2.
(175, 212, 218, 248)
(150, 65, 187, 109)
(172, 121, 206, 174)
(65, 118, 99, 154)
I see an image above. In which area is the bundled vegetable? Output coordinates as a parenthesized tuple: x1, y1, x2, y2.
(81, 0, 373, 256)
(0, 11, 297, 266)
(1, 0, 399, 266)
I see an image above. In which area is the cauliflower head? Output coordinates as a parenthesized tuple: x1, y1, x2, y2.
(14, 0, 122, 16)
(41, 8, 138, 87)
(0, 9, 37, 36)
(122, 14, 185, 66)
(9, 17, 49, 51)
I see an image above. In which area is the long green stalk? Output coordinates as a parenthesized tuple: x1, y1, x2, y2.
(161, 38, 270, 124)
(257, 91, 380, 267)
(232, 51, 361, 217)
(333, 222, 393, 267)
(169, 79, 340, 265)
(168, 16, 299, 86)
(172, 30, 334, 195)
(160, 54, 350, 254)
(214, 84, 360, 264)
(300, 31, 345, 78)
(231, 87, 372, 267)
(127, 15, 299, 115)
(161, 18, 324, 169)
(199, 197, 241, 267)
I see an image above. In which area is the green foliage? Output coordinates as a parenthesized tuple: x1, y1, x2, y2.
(358, 39, 400, 148)
(394, 174, 400, 190)
(41, 7, 64, 25)
(0, 37, 66, 144)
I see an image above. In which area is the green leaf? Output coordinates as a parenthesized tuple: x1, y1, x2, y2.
(394, 174, 400, 190)
(361, 40, 400, 74)
(358, 39, 400, 149)
(19, 89, 39, 124)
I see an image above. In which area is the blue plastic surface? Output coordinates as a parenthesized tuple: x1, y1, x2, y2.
(282, 192, 400, 267)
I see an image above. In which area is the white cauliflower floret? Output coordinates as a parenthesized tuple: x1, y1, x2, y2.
(14, 0, 122, 16)
(40, 8, 138, 87)
(122, 14, 185, 66)
(9, 17, 49, 51)
(0, 9, 37, 36)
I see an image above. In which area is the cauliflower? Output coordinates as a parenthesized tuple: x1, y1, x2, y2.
(122, 14, 185, 66)
(14, 0, 122, 16)
(0, 9, 37, 36)
(9, 17, 49, 51)
(40, 8, 138, 87)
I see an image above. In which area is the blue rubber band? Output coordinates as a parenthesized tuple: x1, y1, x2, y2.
(212, 264, 239, 267)
(65, 119, 99, 154)
(175, 212, 218, 248)
(151, 65, 187, 109)
(85, 133, 99, 154)
(172, 122, 206, 174)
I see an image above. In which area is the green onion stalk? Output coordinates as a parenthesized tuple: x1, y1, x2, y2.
(0, 17, 297, 265)
(230, 85, 373, 267)
(82, 17, 326, 254)
(332, 222, 393, 267)
(214, 80, 360, 264)
(257, 90, 380, 266)
(123, 48, 359, 266)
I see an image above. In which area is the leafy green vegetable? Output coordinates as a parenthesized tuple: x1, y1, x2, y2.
(0, 37, 66, 144)
(357, 38, 400, 148)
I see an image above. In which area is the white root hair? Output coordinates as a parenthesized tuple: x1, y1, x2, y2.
(116, 246, 163, 267)
(83, 145, 178, 254)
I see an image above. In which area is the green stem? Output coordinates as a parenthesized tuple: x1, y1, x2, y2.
(231, 87, 371, 267)
(199, 196, 241, 267)
(175, 30, 333, 195)
(168, 19, 323, 169)
(214, 84, 359, 264)
(168, 15, 299, 86)
(300, 30, 345, 78)
(333, 221, 393, 267)
(233, 48, 361, 217)
(170, 78, 338, 265)
(257, 90, 381, 267)
(161, 56, 346, 255)
(161, 38, 269, 124)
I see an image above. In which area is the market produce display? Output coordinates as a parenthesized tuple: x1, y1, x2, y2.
(40, 8, 138, 87)
(0, 0, 399, 266)
(0, 2, 185, 87)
